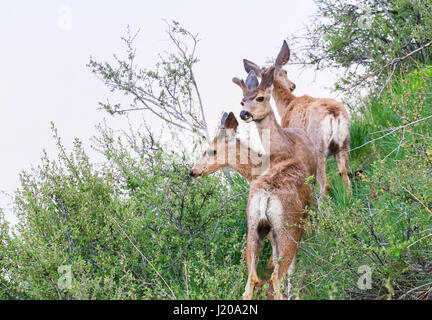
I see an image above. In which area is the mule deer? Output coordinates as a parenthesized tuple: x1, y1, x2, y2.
(190, 112, 314, 284)
(190, 112, 314, 183)
(243, 41, 351, 196)
(190, 112, 266, 181)
(232, 69, 316, 299)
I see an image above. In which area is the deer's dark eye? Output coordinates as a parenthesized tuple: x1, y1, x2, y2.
(256, 96, 264, 102)
(208, 150, 217, 156)
(240, 101, 244, 106)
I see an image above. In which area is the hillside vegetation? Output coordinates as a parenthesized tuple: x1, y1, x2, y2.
(1, 67, 431, 299)
(1, 0, 432, 299)
(292, 66, 432, 299)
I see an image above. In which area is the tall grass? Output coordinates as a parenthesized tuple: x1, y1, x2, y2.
(286, 66, 432, 299)
(2, 67, 431, 300)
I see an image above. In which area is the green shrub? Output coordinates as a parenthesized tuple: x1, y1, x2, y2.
(1, 67, 431, 300)
(0, 124, 250, 299)
(292, 67, 432, 299)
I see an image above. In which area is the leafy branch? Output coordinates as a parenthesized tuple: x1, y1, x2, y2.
(88, 21, 210, 142)
(288, 0, 432, 93)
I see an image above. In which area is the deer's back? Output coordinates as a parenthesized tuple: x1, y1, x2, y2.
(281, 95, 350, 155)
(282, 96, 348, 127)
(254, 158, 310, 193)
(282, 127, 317, 177)
(248, 158, 312, 221)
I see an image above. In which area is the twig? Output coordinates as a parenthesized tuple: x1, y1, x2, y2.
(366, 197, 381, 245)
(349, 40, 432, 90)
(398, 281, 432, 300)
(350, 114, 432, 152)
(382, 127, 405, 161)
(378, 60, 398, 98)
(407, 233, 432, 249)
(108, 216, 176, 299)
(401, 186, 432, 216)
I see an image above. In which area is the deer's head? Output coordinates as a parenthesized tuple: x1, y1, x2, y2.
(243, 40, 296, 93)
(190, 112, 239, 179)
(232, 67, 275, 123)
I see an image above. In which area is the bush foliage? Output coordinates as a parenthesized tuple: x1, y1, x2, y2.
(293, 0, 432, 91)
(1, 67, 431, 299)
(1, 5, 432, 299)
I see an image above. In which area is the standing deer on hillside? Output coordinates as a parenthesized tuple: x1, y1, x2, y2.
(190, 112, 315, 292)
(190, 112, 266, 182)
(190, 112, 314, 183)
(231, 68, 316, 299)
(243, 41, 351, 196)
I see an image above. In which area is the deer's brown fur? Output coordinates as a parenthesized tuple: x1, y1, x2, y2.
(190, 112, 309, 278)
(246, 157, 312, 299)
(190, 136, 263, 181)
(243, 41, 352, 195)
(233, 70, 316, 299)
(190, 112, 312, 183)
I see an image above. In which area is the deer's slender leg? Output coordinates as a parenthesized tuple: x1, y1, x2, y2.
(336, 148, 351, 192)
(316, 154, 329, 196)
(243, 229, 263, 300)
(266, 233, 275, 271)
(268, 224, 302, 300)
(285, 259, 296, 299)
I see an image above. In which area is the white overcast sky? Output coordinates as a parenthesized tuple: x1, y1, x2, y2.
(0, 0, 338, 224)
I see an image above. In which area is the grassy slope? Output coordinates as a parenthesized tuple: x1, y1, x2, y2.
(285, 66, 432, 299)
(1, 67, 431, 300)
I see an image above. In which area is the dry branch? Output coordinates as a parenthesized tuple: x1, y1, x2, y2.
(350, 114, 432, 152)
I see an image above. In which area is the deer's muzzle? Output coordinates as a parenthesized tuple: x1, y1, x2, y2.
(240, 110, 253, 122)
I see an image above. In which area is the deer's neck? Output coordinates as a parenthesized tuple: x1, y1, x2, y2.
(227, 139, 265, 181)
(273, 79, 296, 118)
(255, 110, 295, 156)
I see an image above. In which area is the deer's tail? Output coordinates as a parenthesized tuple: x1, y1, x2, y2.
(257, 197, 271, 240)
(257, 219, 271, 240)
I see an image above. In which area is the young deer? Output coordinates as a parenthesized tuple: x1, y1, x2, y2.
(243, 41, 351, 196)
(232, 69, 316, 299)
(190, 112, 314, 183)
(190, 112, 266, 182)
(190, 112, 314, 283)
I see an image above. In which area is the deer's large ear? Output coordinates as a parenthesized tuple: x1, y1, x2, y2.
(224, 112, 239, 131)
(259, 66, 275, 89)
(243, 59, 263, 77)
(245, 70, 259, 90)
(221, 112, 229, 126)
(275, 40, 290, 68)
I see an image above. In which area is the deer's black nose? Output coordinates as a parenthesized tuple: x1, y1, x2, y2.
(189, 170, 195, 177)
(240, 110, 252, 121)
